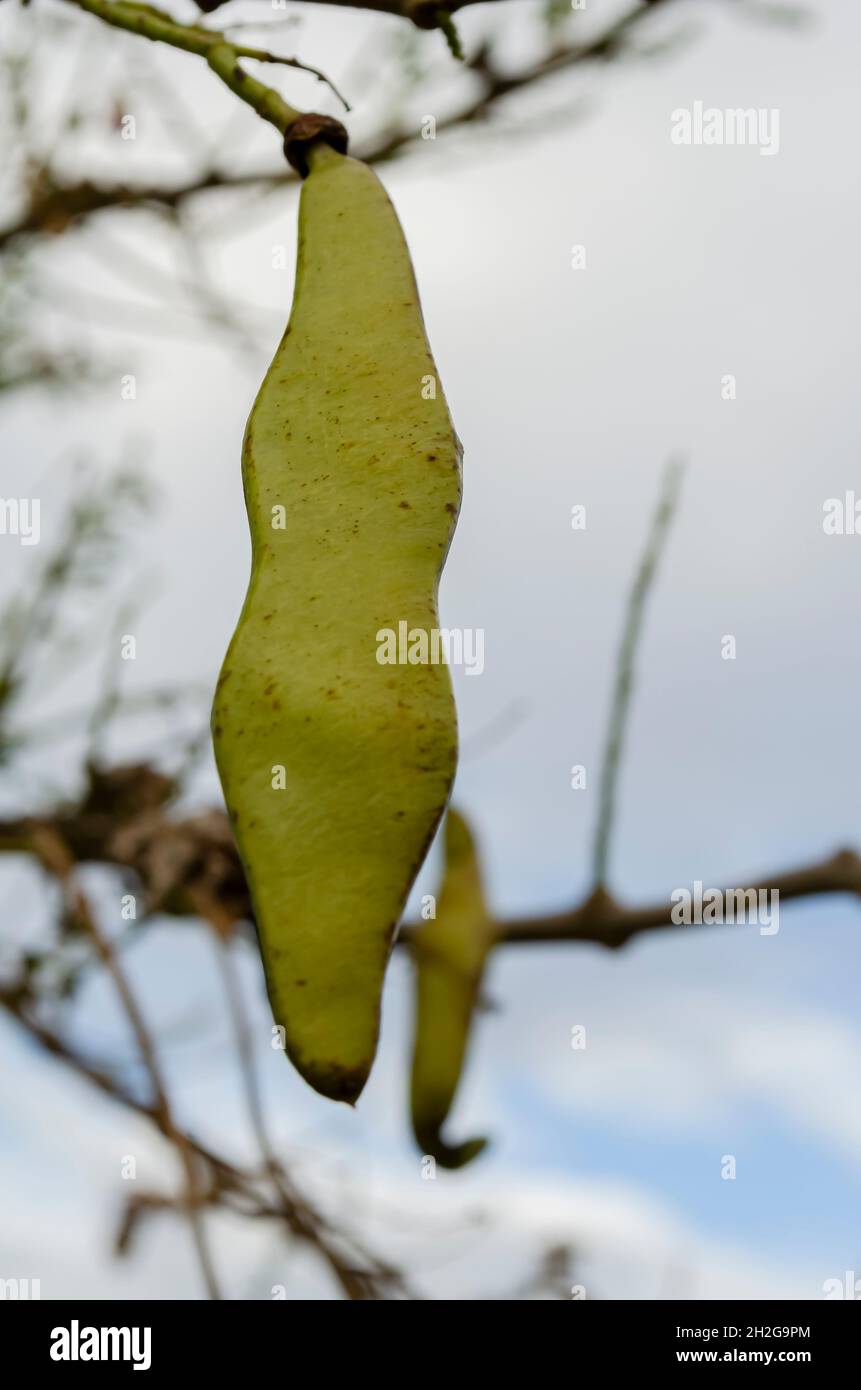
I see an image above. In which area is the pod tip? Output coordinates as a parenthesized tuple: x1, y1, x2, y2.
(299, 1056, 370, 1107)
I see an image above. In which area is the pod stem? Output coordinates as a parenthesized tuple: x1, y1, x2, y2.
(60, 0, 349, 140)
(284, 114, 351, 177)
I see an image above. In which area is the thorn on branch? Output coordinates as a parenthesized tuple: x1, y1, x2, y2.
(435, 9, 464, 61)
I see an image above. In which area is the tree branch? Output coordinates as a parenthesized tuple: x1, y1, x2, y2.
(207, 934, 416, 1299)
(0, 939, 412, 1299)
(3, 793, 860, 953)
(455, 848, 861, 950)
(26, 822, 223, 1300)
(59, 0, 348, 136)
(194, 0, 486, 26)
(1, 0, 681, 250)
(592, 458, 684, 889)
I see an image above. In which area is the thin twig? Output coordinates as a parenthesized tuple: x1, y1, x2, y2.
(592, 457, 684, 889)
(400, 848, 861, 950)
(209, 931, 416, 1299)
(27, 825, 223, 1300)
(59, 0, 338, 135)
(0, 961, 416, 1299)
(0, 0, 693, 250)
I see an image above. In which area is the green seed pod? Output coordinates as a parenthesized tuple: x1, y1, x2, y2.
(410, 809, 494, 1168)
(212, 145, 462, 1105)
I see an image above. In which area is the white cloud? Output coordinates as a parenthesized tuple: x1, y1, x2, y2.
(489, 977, 861, 1164)
(0, 1013, 826, 1300)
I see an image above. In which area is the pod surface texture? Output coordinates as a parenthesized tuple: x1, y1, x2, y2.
(213, 152, 462, 1104)
(410, 809, 494, 1167)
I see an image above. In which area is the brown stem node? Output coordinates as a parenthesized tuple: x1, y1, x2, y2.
(283, 113, 349, 177)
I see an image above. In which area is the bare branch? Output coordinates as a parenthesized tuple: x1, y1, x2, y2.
(59, 0, 338, 136)
(592, 457, 684, 888)
(209, 936, 415, 1299)
(3, 789, 861, 953)
(1, 0, 685, 251)
(0, 961, 418, 1299)
(462, 849, 861, 950)
(25, 823, 223, 1300)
